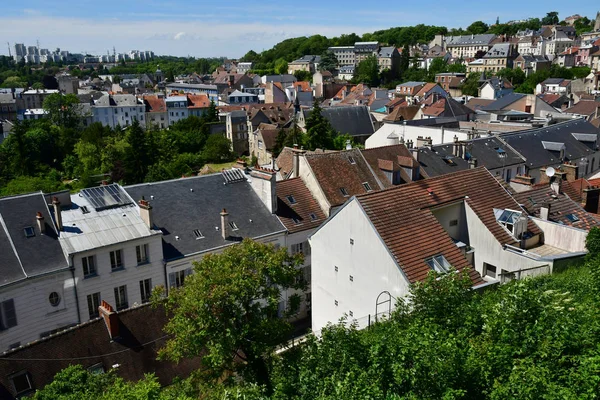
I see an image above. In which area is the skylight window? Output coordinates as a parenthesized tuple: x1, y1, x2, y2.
(193, 229, 204, 239)
(362, 182, 372, 192)
(348, 156, 356, 164)
(309, 213, 318, 221)
(80, 206, 90, 214)
(442, 155, 456, 166)
(292, 217, 301, 224)
(24, 226, 35, 238)
(229, 221, 239, 231)
(340, 187, 349, 197)
(425, 255, 451, 273)
(286, 195, 297, 204)
(565, 214, 580, 223)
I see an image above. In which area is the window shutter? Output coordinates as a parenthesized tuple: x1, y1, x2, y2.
(3, 299, 17, 328)
(168, 272, 176, 288)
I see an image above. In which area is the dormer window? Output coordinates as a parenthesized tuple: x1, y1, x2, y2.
(286, 195, 297, 204)
(425, 255, 451, 273)
(309, 213, 318, 221)
(494, 208, 527, 239)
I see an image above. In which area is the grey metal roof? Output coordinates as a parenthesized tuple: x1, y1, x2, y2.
(166, 83, 218, 91)
(112, 94, 139, 106)
(446, 34, 496, 46)
(484, 43, 512, 58)
(500, 119, 600, 169)
(0, 192, 68, 287)
(420, 136, 525, 177)
(59, 188, 158, 255)
(378, 47, 396, 57)
(481, 93, 525, 111)
(542, 78, 566, 85)
(306, 105, 374, 137)
(124, 172, 286, 261)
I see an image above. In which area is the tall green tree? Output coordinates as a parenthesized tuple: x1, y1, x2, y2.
(304, 99, 336, 150)
(42, 93, 83, 129)
(319, 51, 338, 72)
(353, 55, 380, 86)
(125, 120, 149, 183)
(156, 239, 305, 391)
(542, 11, 559, 25)
(466, 21, 489, 34)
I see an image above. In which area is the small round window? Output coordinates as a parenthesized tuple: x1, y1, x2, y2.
(49, 292, 61, 307)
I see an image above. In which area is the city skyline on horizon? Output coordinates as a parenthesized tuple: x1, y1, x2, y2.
(0, 1, 599, 59)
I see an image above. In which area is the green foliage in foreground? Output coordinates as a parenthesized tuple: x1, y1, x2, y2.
(37, 261, 600, 399)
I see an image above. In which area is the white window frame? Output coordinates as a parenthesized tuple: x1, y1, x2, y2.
(114, 285, 128, 311)
(110, 249, 124, 271)
(136, 244, 149, 265)
(82, 255, 96, 278)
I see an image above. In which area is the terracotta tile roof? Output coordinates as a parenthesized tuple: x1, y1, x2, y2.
(514, 186, 600, 230)
(465, 98, 494, 111)
(187, 94, 210, 108)
(360, 144, 418, 187)
(259, 128, 287, 151)
(355, 168, 515, 285)
(414, 82, 439, 97)
(383, 105, 420, 122)
(276, 178, 326, 233)
(306, 148, 385, 207)
(275, 147, 335, 179)
(385, 96, 407, 109)
(143, 95, 166, 113)
(293, 81, 312, 92)
(213, 72, 246, 85)
(564, 100, 600, 116)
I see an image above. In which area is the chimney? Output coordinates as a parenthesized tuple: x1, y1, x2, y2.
(540, 201, 551, 220)
(561, 162, 578, 181)
(582, 187, 600, 213)
(52, 197, 63, 231)
(249, 167, 278, 213)
(292, 146, 306, 178)
(220, 208, 229, 240)
(138, 198, 153, 229)
(551, 177, 562, 195)
(36, 212, 45, 234)
(99, 300, 120, 340)
(452, 135, 459, 156)
(468, 157, 478, 169)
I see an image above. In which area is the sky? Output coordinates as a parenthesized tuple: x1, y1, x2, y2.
(0, 1, 598, 59)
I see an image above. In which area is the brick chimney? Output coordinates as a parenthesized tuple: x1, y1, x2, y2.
(249, 167, 277, 213)
(582, 187, 600, 213)
(99, 300, 120, 340)
(220, 208, 229, 240)
(52, 197, 63, 231)
(561, 162, 578, 181)
(36, 212, 45, 234)
(138, 198, 153, 229)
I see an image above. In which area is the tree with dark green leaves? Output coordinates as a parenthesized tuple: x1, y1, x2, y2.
(399, 44, 410, 78)
(542, 11, 559, 25)
(42, 93, 83, 130)
(304, 99, 336, 150)
(466, 21, 489, 34)
(201, 134, 234, 163)
(125, 120, 149, 183)
(353, 55, 380, 87)
(274, 58, 288, 75)
(460, 72, 482, 96)
(318, 51, 338, 72)
(156, 239, 305, 392)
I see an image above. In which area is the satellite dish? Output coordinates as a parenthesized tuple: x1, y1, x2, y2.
(546, 167, 556, 177)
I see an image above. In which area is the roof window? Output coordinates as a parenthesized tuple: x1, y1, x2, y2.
(24, 226, 35, 238)
(286, 195, 297, 204)
(340, 187, 349, 197)
(565, 213, 580, 223)
(193, 229, 204, 239)
(442, 155, 456, 165)
(362, 182, 372, 192)
(348, 156, 356, 164)
(229, 221, 239, 231)
(292, 217, 301, 224)
(425, 255, 451, 273)
(80, 206, 90, 214)
(309, 213, 318, 221)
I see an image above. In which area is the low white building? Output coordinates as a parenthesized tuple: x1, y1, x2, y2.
(366, 123, 472, 149)
(310, 167, 590, 332)
(92, 94, 146, 129)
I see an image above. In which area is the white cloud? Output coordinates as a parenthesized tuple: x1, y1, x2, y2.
(173, 31, 186, 40)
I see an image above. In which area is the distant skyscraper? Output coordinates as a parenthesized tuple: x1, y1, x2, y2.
(13, 43, 26, 62)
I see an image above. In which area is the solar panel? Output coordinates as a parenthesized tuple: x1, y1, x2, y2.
(81, 184, 132, 211)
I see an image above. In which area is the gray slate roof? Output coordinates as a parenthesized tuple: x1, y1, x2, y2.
(484, 43, 512, 58)
(306, 105, 374, 137)
(124, 173, 286, 261)
(500, 119, 600, 169)
(481, 93, 525, 111)
(446, 34, 496, 46)
(378, 47, 396, 57)
(0, 193, 68, 287)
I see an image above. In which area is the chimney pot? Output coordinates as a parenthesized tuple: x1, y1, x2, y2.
(99, 300, 120, 339)
(36, 211, 45, 234)
(220, 208, 229, 240)
(52, 197, 63, 231)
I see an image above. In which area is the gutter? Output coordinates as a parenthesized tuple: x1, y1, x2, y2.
(69, 254, 81, 325)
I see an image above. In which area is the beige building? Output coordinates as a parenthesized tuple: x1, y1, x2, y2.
(445, 34, 496, 59)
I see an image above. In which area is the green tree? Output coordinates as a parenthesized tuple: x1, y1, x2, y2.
(304, 99, 336, 150)
(43, 93, 83, 129)
(201, 134, 234, 163)
(318, 51, 338, 72)
(353, 55, 380, 86)
(460, 72, 481, 96)
(157, 239, 305, 391)
(274, 58, 288, 75)
(399, 44, 410, 78)
(586, 227, 600, 257)
(466, 21, 489, 34)
(124, 120, 149, 183)
(542, 11, 559, 25)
